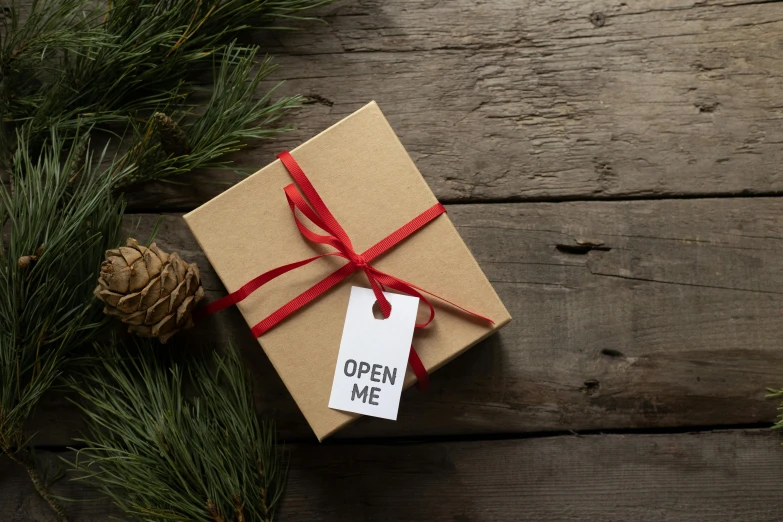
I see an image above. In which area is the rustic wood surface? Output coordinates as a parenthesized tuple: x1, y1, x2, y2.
(3, 430, 783, 521)
(125, 0, 783, 211)
(6, 0, 783, 520)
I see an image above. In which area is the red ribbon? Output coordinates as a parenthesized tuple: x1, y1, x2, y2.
(194, 151, 493, 390)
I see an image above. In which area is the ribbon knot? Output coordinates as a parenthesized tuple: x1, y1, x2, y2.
(350, 253, 368, 269)
(194, 151, 494, 391)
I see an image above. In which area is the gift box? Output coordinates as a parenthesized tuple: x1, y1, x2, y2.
(184, 102, 511, 440)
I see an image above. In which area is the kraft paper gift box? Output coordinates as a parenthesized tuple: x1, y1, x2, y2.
(184, 101, 511, 440)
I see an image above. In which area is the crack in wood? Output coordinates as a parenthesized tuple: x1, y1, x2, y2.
(555, 242, 612, 255)
(601, 348, 625, 358)
(586, 269, 783, 294)
(303, 94, 335, 107)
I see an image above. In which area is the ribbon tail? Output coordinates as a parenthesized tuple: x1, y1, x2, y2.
(374, 269, 494, 326)
(406, 279, 495, 325)
(408, 345, 430, 391)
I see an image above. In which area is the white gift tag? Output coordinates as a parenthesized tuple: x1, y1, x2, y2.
(328, 286, 419, 420)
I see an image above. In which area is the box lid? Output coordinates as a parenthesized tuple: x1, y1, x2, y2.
(184, 102, 511, 440)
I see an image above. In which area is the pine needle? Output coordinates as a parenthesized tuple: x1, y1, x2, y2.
(0, 126, 130, 518)
(69, 340, 287, 522)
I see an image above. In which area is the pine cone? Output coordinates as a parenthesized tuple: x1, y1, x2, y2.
(94, 238, 204, 343)
(153, 112, 190, 157)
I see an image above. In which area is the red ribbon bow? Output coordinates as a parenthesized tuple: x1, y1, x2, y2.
(194, 151, 493, 390)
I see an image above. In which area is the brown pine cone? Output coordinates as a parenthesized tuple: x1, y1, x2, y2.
(94, 238, 204, 343)
(153, 112, 190, 157)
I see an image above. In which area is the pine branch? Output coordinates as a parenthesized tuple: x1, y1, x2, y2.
(0, 127, 130, 518)
(117, 42, 301, 187)
(69, 340, 287, 522)
(767, 388, 783, 435)
(1, 0, 330, 166)
(3, 445, 68, 521)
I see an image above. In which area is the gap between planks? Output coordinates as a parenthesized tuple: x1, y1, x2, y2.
(126, 191, 783, 214)
(21, 421, 775, 453)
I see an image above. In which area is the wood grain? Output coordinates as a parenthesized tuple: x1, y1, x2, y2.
(28, 197, 783, 444)
(124, 0, 783, 210)
(4, 430, 783, 521)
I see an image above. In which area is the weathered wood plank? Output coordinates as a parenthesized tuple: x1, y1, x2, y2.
(5, 430, 783, 521)
(28, 197, 783, 444)
(282, 430, 783, 522)
(125, 0, 783, 210)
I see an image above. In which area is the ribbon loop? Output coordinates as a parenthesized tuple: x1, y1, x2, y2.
(196, 150, 494, 391)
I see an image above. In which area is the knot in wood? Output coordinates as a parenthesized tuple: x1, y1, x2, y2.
(590, 12, 606, 27)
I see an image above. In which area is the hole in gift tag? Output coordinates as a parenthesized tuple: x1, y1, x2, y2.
(372, 300, 391, 320)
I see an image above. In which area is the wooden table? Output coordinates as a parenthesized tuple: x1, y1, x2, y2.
(4, 1, 783, 520)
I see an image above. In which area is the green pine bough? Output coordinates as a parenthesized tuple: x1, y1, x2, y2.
(768, 389, 783, 432)
(0, 0, 331, 165)
(0, 129, 129, 520)
(0, 0, 330, 519)
(70, 341, 286, 522)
